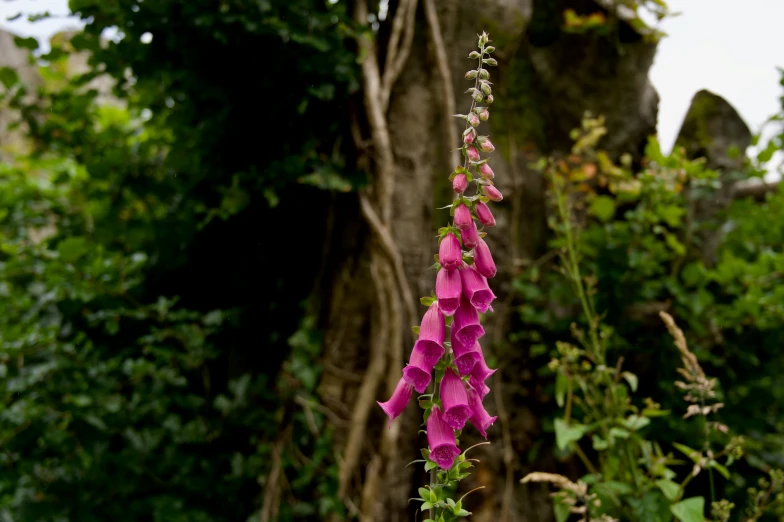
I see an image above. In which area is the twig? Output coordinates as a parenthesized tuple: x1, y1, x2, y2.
(380, 0, 418, 112)
(337, 256, 391, 500)
(359, 191, 419, 331)
(260, 429, 289, 522)
(422, 0, 459, 168)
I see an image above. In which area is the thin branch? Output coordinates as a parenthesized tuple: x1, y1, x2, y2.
(732, 180, 779, 200)
(422, 0, 459, 168)
(360, 191, 419, 330)
(380, 0, 419, 112)
(337, 256, 391, 500)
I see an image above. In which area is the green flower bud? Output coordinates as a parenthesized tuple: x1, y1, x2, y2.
(469, 51, 481, 59)
(485, 46, 496, 53)
(465, 70, 478, 79)
(483, 58, 498, 66)
(479, 69, 490, 80)
(481, 82, 492, 95)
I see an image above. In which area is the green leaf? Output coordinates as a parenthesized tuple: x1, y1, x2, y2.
(553, 499, 570, 522)
(655, 479, 680, 501)
(708, 460, 731, 480)
(13, 35, 39, 50)
(421, 501, 434, 511)
(555, 372, 568, 407)
(670, 497, 705, 522)
(58, 236, 89, 262)
(672, 442, 701, 463)
(609, 427, 630, 439)
(623, 415, 650, 431)
(665, 233, 686, 256)
(590, 195, 617, 222)
(621, 371, 638, 392)
(629, 490, 672, 522)
(0, 67, 19, 89)
(554, 418, 587, 450)
(418, 488, 430, 501)
(592, 435, 608, 450)
(425, 460, 437, 471)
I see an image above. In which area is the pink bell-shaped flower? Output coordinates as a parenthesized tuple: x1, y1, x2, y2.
(460, 265, 496, 313)
(403, 348, 433, 394)
(467, 382, 497, 438)
(440, 368, 471, 430)
(412, 303, 445, 367)
(377, 377, 413, 427)
(453, 296, 485, 347)
(435, 267, 461, 316)
(427, 405, 461, 470)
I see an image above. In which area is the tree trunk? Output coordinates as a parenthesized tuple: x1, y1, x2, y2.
(318, 1, 660, 520)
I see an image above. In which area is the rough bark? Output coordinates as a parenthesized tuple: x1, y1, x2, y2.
(318, 1, 660, 520)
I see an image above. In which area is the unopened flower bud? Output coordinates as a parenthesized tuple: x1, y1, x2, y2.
(439, 232, 462, 270)
(479, 69, 489, 80)
(474, 238, 496, 278)
(479, 163, 494, 179)
(461, 219, 479, 249)
(465, 146, 480, 162)
(475, 201, 496, 227)
(465, 70, 478, 79)
(469, 51, 481, 59)
(486, 94, 494, 104)
(478, 137, 495, 153)
(478, 108, 490, 121)
(483, 184, 503, 202)
(485, 46, 496, 53)
(462, 127, 476, 144)
(467, 112, 480, 127)
(472, 91, 484, 103)
(452, 173, 468, 194)
(483, 58, 498, 66)
(480, 82, 492, 95)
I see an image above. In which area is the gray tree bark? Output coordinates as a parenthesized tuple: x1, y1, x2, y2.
(319, 1, 660, 520)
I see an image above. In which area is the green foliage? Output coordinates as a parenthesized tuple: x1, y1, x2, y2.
(520, 81, 784, 521)
(0, 0, 358, 519)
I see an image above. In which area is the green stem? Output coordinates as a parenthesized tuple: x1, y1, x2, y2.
(551, 169, 603, 363)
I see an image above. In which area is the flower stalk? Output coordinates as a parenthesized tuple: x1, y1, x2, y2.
(376, 31, 500, 520)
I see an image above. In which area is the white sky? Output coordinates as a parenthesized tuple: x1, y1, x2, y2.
(1, 0, 783, 165)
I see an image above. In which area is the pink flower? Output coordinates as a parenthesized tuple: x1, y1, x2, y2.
(463, 128, 476, 144)
(439, 232, 462, 270)
(483, 185, 503, 202)
(470, 375, 490, 398)
(470, 344, 497, 382)
(451, 330, 481, 376)
(478, 137, 495, 153)
(403, 348, 433, 393)
(479, 163, 494, 179)
(377, 377, 413, 427)
(461, 220, 479, 249)
(435, 267, 461, 316)
(460, 265, 496, 313)
(440, 368, 471, 430)
(453, 204, 472, 230)
(427, 406, 461, 470)
(452, 173, 468, 194)
(453, 296, 485, 347)
(474, 238, 496, 278)
(412, 303, 445, 367)
(475, 201, 496, 227)
(467, 383, 497, 438)
(467, 112, 480, 127)
(465, 146, 480, 162)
